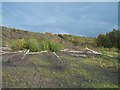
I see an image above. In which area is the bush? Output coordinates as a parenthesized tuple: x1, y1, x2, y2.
(25, 38, 39, 52)
(39, 40, 63, 52)
(10, 38, 64, 52)
(96, 29, 120, 50)
(39, 41, 49, 51)
(49, 41, 63, 52)
(96, 34, 106, 46)
(11, 39, 26, 51)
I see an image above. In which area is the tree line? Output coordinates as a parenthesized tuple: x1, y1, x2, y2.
(96, 29, 120, 51)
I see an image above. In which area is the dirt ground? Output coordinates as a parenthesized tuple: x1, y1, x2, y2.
(2, 52, 118, 88)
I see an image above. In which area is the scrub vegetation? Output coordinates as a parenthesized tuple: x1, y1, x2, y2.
(10, 38, 63, 52)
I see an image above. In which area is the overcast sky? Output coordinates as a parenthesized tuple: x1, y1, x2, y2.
(2, 2, 118, 37)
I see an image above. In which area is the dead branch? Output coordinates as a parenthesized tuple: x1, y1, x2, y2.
(21, 50, 30, 60)
(53, 52, 63, 61)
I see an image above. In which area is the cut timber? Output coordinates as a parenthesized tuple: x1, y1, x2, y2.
(53, 52, 63, 61)
(28, 51, 48, 55)
(40, 51, 48, 53)
(68, 51, 83, 53)
(71, 54, 87, 57)
(2, 47, 12, 51)
(85, 47, 101, 55)
(61, 47, 102, 58)
(28, 52, 41, 55)
(61, 49, 69, 52)
(1, 51, 17, 55)
(21, 50, 30, 60)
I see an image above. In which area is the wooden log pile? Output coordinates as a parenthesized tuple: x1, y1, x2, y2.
(61, 47, 101, 57)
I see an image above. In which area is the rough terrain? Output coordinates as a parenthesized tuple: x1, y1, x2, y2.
(2, 50, 118, 88)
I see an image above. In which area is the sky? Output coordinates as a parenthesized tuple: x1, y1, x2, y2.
(1, 0, 120, 2)
(2, 2, 118, 37)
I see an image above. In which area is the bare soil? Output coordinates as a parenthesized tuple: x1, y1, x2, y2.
(2, 51, 118, 88)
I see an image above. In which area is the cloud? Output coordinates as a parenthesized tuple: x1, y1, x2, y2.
(2, 0, 119, 2)
(2, 2, 118, 37)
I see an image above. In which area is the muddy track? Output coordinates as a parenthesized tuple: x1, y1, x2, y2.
(2, 51, 118, 88)
(30, 62, 45, 87)
(7, 53, 24, 66)
(50, 52, 69, 71)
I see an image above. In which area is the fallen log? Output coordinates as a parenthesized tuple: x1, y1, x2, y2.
(1, 50, 48, 55)
(85, 47, 101, 55)
(2, 47, 12, 51)
(27, 50, 48, 54)
(61, 48, 101, 55)
(70, 53, 87, 58)
(53, 52, 63, 61)
(1, 51, 17, 55)
(21, 50, 30, 60)
(28, 51, 48, 55)
(68, 51, 84, 53)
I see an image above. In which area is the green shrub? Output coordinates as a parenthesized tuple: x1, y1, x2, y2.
(49, 41, 63, 52)
(96, 29, 120, 49)
(39, 41, 49, 51)
(25, 38, 39, 52)
(11, 39, 26, 51)
(10, 38, 64, 52)
(39, 40, 63, 52)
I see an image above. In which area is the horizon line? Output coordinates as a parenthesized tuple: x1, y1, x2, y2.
(1, 25, 95, 38)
